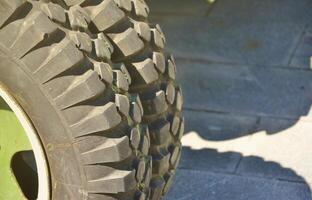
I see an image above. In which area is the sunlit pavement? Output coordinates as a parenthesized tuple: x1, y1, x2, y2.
(149, 0, 312, 199)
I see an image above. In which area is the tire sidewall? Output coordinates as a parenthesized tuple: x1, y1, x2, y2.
(0, 46, 86, 199)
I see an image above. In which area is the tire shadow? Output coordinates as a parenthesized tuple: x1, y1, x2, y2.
(166, 147, 311, 200)
(149, 0, 312, 199)
(148, 0, 312, 139)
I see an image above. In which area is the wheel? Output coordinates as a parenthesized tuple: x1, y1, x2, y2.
(0, 0, 184, 199)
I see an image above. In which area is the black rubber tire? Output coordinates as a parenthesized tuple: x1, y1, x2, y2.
(0, 0, 184, 199)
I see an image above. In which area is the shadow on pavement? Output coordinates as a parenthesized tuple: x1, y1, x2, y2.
(149, 0, 312, 199)
(166, 147, 311, 200)
(150, 0, 312, 140)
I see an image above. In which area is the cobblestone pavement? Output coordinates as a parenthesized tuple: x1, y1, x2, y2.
(149, 0, 312, 199)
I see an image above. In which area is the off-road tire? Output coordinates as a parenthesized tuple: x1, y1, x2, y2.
(0, 0, 184, 199)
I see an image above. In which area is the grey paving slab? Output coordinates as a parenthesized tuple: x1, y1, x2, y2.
(237, 156, 305, 182)
(256, 116, 297, 134)
(208, 0, 312, 22)
(165, 169, 311, 200)
(184, 109, 298, 139)
(177, 59, 312, 119)
(179, 146, 241, 173)
(182, 110, 302, 180)
(290, 28, 312, 69)
(183, 110, 259, 141)
(150, 0, 312, 66)
(182, 118, 312, 184)
(149, 1, 312, 198)
(148, 0, 211, 16)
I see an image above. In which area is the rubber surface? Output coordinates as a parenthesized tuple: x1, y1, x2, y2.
(0, 0, 184, 199)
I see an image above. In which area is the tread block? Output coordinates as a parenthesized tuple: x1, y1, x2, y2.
(80, 136, 131, 164)
(149, 119, 170, 145)
(63, 0, 85, 6)
(163, 171, 175, 194)
(170, 116, 181, 136)
(175, 90, 183, 111)
(152, 152, 170, 176)
(85, 165, 136, 193)
(0, 0, 26, 27)
(143, 157, 152, 187)
(130, 101, 142, 124)
(140, 135, 150, 156)
(119, 64, 132, 84)
(131, 0, 149, 18)
(153, 52, 166, 73)
(142, 91, 168, 115)
(68, 5, 90, 30)
(134, 21, 151, 42)
(169, 145, 181, 167)
(85, 0, 125, 31)
(152, 25, 165, 49)
(115, 94, 130, 117)
(133, 94, 144, 116)
(109, 28, 144, 58)
(41, 2, 66, 24)
(22, 45, 53, 73)
(130, 95, 143, 124)
(130, 127, 141, 149)
(70, 102, 122, 137)
(114, 70, 129, 91)
(156, 24, 166, 42)
(54, 70, 106, 109)
(165, 83, 176, 105)
(11, 11, 58, 58)
(114, 0, 132, 12)
(34, 39, 84, 83)
(136, 192, 147, 200)
(0, 19, 23, 48)
(69, 31, 92, 53)
(178, 117, 185, 139)
(93, 62, 113, 84)
(167, 56, 177, 80)
(173, 151, 181, 169)
(135, 159, 146, 182)
(87, 193, 117, 200)
(94, 33, 114, 60)
(132, 58, 159, 85)
(150, 177, 165, 200)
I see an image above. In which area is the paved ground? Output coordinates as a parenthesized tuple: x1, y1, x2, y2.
(149, 0, 312, 199)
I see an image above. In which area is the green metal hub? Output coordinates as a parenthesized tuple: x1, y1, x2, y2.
(0, 85, 50, 200)
(0, 83, 51, 200)
(0, 97, 34, 199)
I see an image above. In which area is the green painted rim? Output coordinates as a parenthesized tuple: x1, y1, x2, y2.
(0, 85, 50, 200)
(0, 97, 31, 199)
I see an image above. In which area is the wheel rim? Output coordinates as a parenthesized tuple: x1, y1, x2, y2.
(0, 84, 50, 200)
